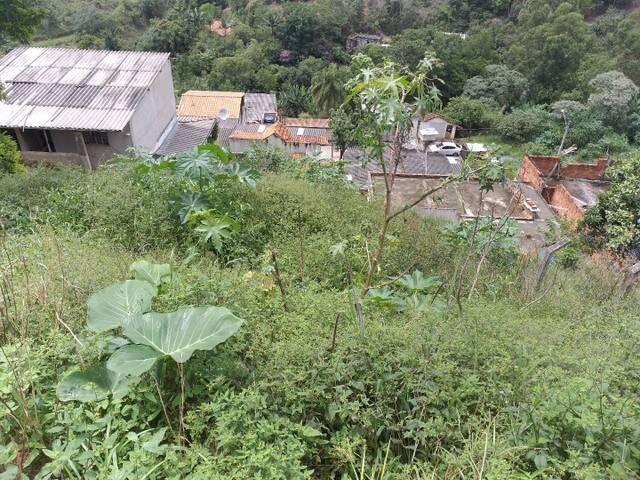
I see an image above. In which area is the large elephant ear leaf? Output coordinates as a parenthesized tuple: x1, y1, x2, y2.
(107, 344, 160, 376)
(129, 260, 172, 288)
(56, 363, 130, 402)
(87, 280, 157, 331)
(122, 306, 243, 363)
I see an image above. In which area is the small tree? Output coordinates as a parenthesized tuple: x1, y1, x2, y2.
(346, 54, 503, 296)
(442, 96, 498, 130)
(583, 152, 640, 252)
(0, 133, 24, 176)
(329, 107, 355, 160)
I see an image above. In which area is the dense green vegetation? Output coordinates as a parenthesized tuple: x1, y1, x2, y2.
(1, 152, 639, 478)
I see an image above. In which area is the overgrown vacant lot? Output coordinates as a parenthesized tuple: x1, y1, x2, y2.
(1, 161, 639, 479)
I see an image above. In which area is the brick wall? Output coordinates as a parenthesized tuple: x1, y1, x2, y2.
(544, 185, 585, 221)
(518, 155, 551, 191)
(559, 157, 608, 180)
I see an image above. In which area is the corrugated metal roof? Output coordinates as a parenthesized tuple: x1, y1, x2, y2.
(154, 116, 216, 156)
(177, 90, 244, 119)
(0, 47, 170, 131)
(243, 93, 277, 123)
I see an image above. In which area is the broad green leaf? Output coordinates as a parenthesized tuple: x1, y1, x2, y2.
(195, 218, 235, 252)
(87, 280, 157, 331)
(395, 270, 441, 293)
(142, 428, 168, 454)
(198, 143, 230, 162)
(174, 149, 214, 180)
(174, 190, 208, 224)
(129, 260, 172, 287)
(107, 344, 161, 376)
(122, 306, 243, 363)
(56, 363, 130, 402)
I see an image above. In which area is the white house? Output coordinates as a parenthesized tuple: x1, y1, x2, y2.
(413, 113, 459, 143)
(0, 47, 176, 168)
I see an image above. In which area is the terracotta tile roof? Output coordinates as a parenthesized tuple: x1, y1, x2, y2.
(177, 90, 244, 119)
(274, 123, 330, 145)
(282, 117, 330, 129)
(228, 123, 275, 140)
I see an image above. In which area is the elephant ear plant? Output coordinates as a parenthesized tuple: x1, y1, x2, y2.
(56, 261, 243, 441)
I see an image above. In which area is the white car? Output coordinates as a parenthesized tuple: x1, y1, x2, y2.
(429, 141, 463, 154)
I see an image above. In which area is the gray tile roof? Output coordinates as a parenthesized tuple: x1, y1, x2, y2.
(216, 118, 239, 149)
(343, 147, 460, 188)
(154, 116, 216, 156)
(243, 93, 277, 123)
(0, 47, 170, 131)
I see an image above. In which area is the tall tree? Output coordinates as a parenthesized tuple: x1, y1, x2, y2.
(346, 54, 503, 297)
(0, 0, 45, 43)
(588, 71, 639, 129)
(310, 64, 347, 116)
(279, 83, 310, 118)
(463, 64, 529, 112)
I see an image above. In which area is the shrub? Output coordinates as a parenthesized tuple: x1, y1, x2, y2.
(0, 133, 24, 176)
(498, 106, 558, 143)
(442, 95, 499, 130)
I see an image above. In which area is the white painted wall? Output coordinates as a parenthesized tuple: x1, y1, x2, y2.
(413, 117, 449, 139)
(128, 60, 177, 152)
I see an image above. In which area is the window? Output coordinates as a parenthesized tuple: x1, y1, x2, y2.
(82, 131, 109, 146)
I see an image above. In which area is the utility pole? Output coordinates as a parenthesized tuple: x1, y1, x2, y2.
(557, 109, 570, 156)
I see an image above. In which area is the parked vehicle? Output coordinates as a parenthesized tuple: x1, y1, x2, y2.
(428, 141, 463, 154)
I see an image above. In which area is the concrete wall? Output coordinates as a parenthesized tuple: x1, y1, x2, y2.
(49, 130, 80, 154)
(230, 138, 268, 154)
(108, 126, 133, 155)
(128, 59, 177, 152)
(412, 117, 451, 140)
(21, 151, 89, 168)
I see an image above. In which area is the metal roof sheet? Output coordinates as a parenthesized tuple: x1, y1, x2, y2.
(0, 47, 170, 131)
(154, 116, 216, 156)
(243, 93, 277, 123)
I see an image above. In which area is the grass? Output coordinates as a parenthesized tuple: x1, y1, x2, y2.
(464, 133, 527, 160)
(1, 163, 639, 478)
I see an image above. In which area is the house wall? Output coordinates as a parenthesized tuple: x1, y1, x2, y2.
(49, 130, 80, 153)
(543, 185, 584, 221)
(128, 60, 177, 152)
(518, 155, 548, 191)
(413, 117, 449, 140)
(559, 157, 608, 180)
(107, 126, 134, 155)
(20, 151, 89, 168)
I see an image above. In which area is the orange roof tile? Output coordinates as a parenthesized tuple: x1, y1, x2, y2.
(273, 123, 330, 145)
(177, 90, 244, 119)
(229, 124, 275, 140)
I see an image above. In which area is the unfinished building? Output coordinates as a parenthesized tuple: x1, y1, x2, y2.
(518, 155, 610, 221)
